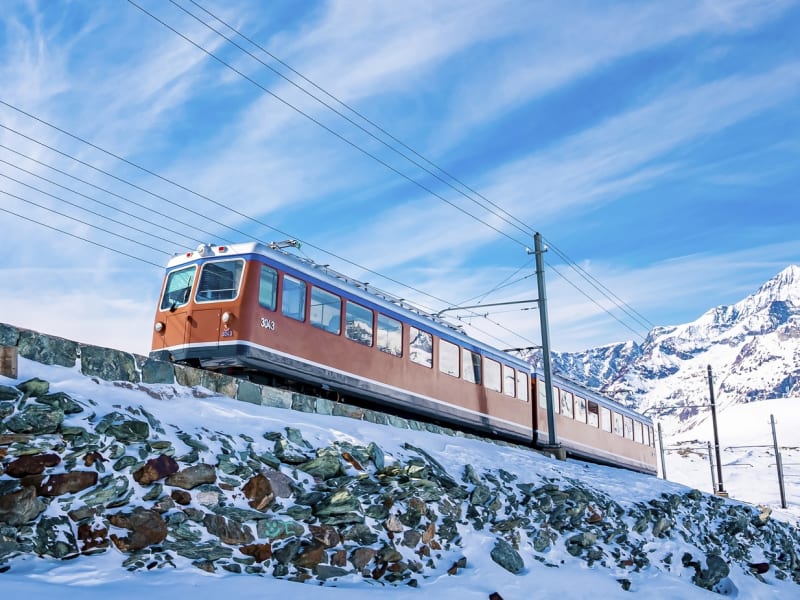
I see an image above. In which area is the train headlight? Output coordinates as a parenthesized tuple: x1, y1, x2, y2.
(221, 312, 231, 324)
(154, 321, 165, 333)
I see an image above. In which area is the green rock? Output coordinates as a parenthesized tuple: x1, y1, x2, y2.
(4, 405, 64, 434)
(36, 392, 83, 414)
(80, 345, 138, 383)
(96, 412, 150, 443)
(18, 331, 77, 368)
(17, 378, 50, 398)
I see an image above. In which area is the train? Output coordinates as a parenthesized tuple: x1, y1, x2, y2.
(149, 242, 657, 475)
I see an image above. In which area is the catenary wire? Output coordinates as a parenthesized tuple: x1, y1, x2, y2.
(125, 0, 531, 250)
(166, 0, 535, 241)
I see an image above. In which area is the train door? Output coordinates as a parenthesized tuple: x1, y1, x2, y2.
(153, 265, 197, 351)
(185, 259, 245, 350)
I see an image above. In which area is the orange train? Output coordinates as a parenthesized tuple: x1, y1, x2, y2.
(150, 242, 657, 475)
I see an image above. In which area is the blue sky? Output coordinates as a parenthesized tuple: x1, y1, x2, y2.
(0, 0, 798, 355)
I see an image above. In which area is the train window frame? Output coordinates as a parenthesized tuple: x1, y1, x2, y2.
(195, 259, 244, 303)
(634, 420, 643, 444)
(516, 372, 529, 402)
(281, 274, 307, 322)
(258, 265, 278, 311)
(484, 358, 501, 392)
(438, 340, 459, 378)
(462, 349, 481, 384)
(310, 286, 341, 335)
(160, 265, 196, 311)
(574, 395, 587, 423)
(600, 406, 612, 432)
(345, 301, 373, 346)
(623, 416, 634, 440)
(612, 412, 623, 436)
(503, 365, 515, 397)
(409, 327, 433, 368)
(376, 314, 402, 357)
(560, 389, 573, 418)
(587, 401, 600, 427)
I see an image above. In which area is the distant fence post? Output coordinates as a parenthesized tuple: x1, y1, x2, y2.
(658, 423, 667, 480)
(0, 346, 17, 379)
(771, 414, 787, 509)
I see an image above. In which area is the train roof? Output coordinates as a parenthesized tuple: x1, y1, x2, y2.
(163, 242, 532, 370)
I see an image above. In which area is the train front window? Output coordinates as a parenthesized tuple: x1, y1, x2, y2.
(259, 266, 278, 310)
(282, 275, 306, 321)
(409, 327, 432, 367)
(346, 301, 373, 346)
(196, 259, 244, 303)
(160, 266, 196, 310)
(463, 349, 481, 384)
(311, 287, 341, 334)
(377, 314, 402, 356)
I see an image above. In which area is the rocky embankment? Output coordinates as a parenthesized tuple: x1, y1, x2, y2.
(1, 323, 800, 594)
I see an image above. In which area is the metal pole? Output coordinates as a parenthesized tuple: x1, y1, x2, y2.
(707, 441, 718, 494)
(534, 232, 558, 448)
(658, 423, 667, 480)
(770, 414, 787, 509)
(707, 365, 726, 496)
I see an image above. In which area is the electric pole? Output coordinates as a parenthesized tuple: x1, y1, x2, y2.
(534, 232, 559, 448)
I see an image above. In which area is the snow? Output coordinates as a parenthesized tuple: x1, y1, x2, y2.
(2, 357, 800, 599)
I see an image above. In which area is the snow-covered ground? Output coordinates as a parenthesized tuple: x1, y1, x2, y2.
(2, 357, 800, 599)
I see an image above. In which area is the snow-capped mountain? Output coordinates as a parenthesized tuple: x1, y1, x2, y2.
(552, 265, 800, 432)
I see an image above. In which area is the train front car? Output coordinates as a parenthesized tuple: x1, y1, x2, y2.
(151, 243, 248, 367)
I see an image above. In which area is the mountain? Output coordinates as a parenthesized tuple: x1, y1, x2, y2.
(551, 265, 800, 432)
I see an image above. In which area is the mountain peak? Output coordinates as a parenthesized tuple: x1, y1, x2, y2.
(743, 264, 800, 310)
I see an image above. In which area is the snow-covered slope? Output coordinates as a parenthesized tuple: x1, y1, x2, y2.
(553, 265, 800, 432)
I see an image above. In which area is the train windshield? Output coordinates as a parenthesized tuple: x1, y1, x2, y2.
(195, 259, 245, 303)
(160, 266, 196, 311)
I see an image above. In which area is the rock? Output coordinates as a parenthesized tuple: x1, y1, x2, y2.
(314, 489, 362, 517)
(350, 547, 377, 570)
(34, 515, 79, 559)
(293, 541, 325, 569)
(17, 378, 51, 398)
(5, 453, 61, 477)
(310, 524, 340, 548)
(171, 489, 192, 505)
(0, 386, 21, 402)
(110, 508, 168, 552)
(316, 564, 349, 580)
(35, 392, 84, 414)
(96, 412, 150, 443)
(80, 345, 138, 383)
(256, 518, 305, 540)
(243, 474, 275, 510)
(77, 522, 109, 553)
(0, 486, 45, 525)
(133, 454, 179, 485)
(203, 514, 254, 545)
(490, 538, 524, 574)
(17, 331, 78, 367)
(298, 452, 342, 480)
(240, 543, 272, 562)
(263, 468, 295, 498)
(80, 474, 129, 507)
(140, 358, 174, 384)
(36, 471, 98, 497)
(166, 463, 217, 490)
(4, 405, 64, 434)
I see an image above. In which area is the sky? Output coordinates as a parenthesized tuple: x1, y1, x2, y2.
(2, 355, 800, 598)
(1, 0, 799, 355)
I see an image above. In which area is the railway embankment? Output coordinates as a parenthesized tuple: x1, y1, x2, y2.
(2, 321, 800, 594)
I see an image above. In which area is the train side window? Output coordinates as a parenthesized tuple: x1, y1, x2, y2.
(409, 327, 432, 368)
(345, 301, 373, 346)
(623, 416, 634, 440)
(160, 265, 196, 310)
(377, 314, 402, 356)
(310, 286, 341, 334)
(282, 275, 306, 321)
(463, 349, 481, 384)
(196, 259, 244, 302)
(587, 401, 599, 427)
(503, 365, 515, 397)
(600, 406, 611, 432)
(516, 372, 529, 401)
(650, 426, 656, 447)
(258, 266, 278, 310)
(439, 340, 459, 377)
(484, 358, 501, 392)
(612, 412, 623, 436)
(574, 396, 587, 423)
(634, 420, 643, 444)
(560, 389, 573, 418)
(538, 382, 547, 409)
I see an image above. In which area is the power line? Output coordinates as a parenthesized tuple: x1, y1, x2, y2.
(125, 0, 531, 250)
